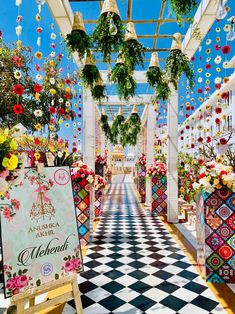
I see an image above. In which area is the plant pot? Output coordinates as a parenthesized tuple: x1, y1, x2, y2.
(196, 188, 235, 283)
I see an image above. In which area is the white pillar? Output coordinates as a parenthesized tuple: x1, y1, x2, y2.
(83, 88, 95, 170)
(100, 131, 106, 155)
(167, 83, 179, 223)
(145, 105, 156, 206)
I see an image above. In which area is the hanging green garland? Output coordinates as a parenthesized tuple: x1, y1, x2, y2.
(155, 80, 171, 101)
(66, 12, 90, 60)
(166, 34, 194, 90)
(126, 110, 141, 146)
(111, 61, 136, 100)
(91, 85, 106, 103)
(81, 53, 100, 88)
(146, 66, 163, 87)
(92, 12, 124, 63)
(111, 110, 125, 144)
(100, 111, 112, 140)
(168, 0, 197, 22)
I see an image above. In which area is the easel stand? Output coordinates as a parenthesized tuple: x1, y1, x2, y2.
(10, 274, 83, 314)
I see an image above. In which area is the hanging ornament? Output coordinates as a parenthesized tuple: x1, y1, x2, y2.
(216, 0, 227, 20)
(226, 17, 235, 41)
(109, 14, 118, 36)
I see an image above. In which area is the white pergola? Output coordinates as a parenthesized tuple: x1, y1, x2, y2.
(46, 0, 220, 223)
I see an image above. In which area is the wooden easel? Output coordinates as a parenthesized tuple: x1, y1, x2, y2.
(10, 274, 83, 314)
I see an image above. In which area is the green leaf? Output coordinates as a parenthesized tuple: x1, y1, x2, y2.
(36, 279, 41, 287)
(55, 273, 59, 280)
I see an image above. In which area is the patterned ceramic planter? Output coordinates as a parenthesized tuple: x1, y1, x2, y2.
(95, 163, 105, 177)
(197, 188, 235, 283)
(72, 179, 93, 247)
(151, 174, 167, 215)
(137, 164, 146, 203)
(94, 188, 104, 218)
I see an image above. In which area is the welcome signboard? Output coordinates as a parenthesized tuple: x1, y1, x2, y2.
(0, 166, 83, 298)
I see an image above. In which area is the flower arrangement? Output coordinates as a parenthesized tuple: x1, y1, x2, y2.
(4, 265, 32, 296)
(192, 161, 235, 194)
(70, 161, 95, 185)
(95, 154, 107, 166)
(62, 246, 82, 274)
(136, 153, 146, 166)
(94, 175, 106, 190)
(147, 161, 167, 177)
(0, 128, 20, 195)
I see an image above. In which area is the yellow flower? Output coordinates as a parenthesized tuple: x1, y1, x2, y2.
(65, 108, 70, 113)
(35, 123, 42, 131)
(58, 119, 63, 124)
(216, 67, 221, 73)
(34, 152, 41, 160)
(0, 134, 6, 144)
(36, 14, 41, 21)
(35, 92, 40, 101)
(58, 83, 64, 89)
(65, 87, 70, 93)
(214, 179, 220, 186)
(49, 60, 55, 66)
(197, 68, 202, 73)
(49, 88, 56, 95)
(49, 125, 54, 131)
(180, 186, 185, 193)
(34, 51, 42, 59)
(206, 79, 210, 84)
(206, 48, 211, 54)
(222, 115, 226, 120)
(49, 146, 55, 153)
(17, 40, 21, 50)
(206, 104, 211, 110)
(216, 157, 222, 163)
(10, 139, 17, 150)
(216, 131, 221, 137)
(2, 155, 18, 171)
(215, 184, 222, 189)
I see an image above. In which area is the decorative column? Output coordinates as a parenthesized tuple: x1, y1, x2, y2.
(145, 104, 156, 206)
(167, 83, 179, 222)
(83, 88, 95, 237)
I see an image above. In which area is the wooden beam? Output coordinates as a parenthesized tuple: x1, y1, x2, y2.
(95, 58, 166, 63)
(83, 18, 192, 24)
(127, 0, 132, 20)
(153, 1, 166, 49)
(92, 48, 170, 52)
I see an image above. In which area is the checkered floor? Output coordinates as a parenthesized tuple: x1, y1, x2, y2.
(0, 176, 226, 313)
(68, 177, 226, 313)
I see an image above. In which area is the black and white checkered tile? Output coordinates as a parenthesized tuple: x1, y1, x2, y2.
(68, 176, 226, 313)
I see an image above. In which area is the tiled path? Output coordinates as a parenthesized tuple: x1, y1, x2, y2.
(69, 176, 226, 313)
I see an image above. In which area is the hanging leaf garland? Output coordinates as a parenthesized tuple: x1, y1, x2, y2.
(66, 12, 90, 60)
(111, 60, 136, 100)
(165, 33, 194, 90)
(81, 52, 100, 88)
(100, 109, 112, 140)
(92, 10, 124, 63)
(111, 108, 125, 144)
(126, 107, 141, 146)
(168, 0, 197, 22)
(146, 67, 162, 87)
(91, 76, 106, 103)
(155, 79, 171, 101)
(119, 22, 145, 71)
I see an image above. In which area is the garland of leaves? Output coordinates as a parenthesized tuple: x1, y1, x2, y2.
(146, 66, 162, 87)
(66, 29, 90, 60)
(125, 112, 141, 146)
(101, 113, 112, 140)
(119, 39, 145, 71)
(111, 62, 136, 100)
(155, 80, 171, 101)
(111, 114, 125, 145)
(91, 84, 106, 103)
(165, 49, 194, 90)
(81, 63, 100, 88)
(92, 13, 124, 63)
(168, 0, 197, 22)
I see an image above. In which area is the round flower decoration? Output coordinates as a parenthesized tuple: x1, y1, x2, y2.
(214, 55, 222, 64)
(222, 45, 231, 54)
(34, 109, 42, 117)
(34, 51, 42, 59)
(14, 70, 21, 79)
(216, 36, 221, 42)
(13, 104, 23, 115)
(13, 84, 24, 95)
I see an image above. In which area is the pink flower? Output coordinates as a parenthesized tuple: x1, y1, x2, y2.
(15, 275, 28, 289)
(64, 260, 75, 272)
(3, 206, 12, 221)
(72, 258, 81, 270)
(6, 278, 16, 290)
(11, 199, 20, 210)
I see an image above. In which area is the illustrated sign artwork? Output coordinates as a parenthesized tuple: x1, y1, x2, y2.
(0, 166, 83, 298)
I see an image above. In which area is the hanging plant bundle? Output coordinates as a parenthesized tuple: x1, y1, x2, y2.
(111, 108, 125, 144)
(91, 77, 106, 103)
(66, 12, 90, 60)
(169, 0, 197, 22)
(81, 53, 100, 88)
(101, 110, 112, 140)
(166, 33, 194, 90)
(146, 67, 162, 87)
(155, 80, 171, 101)
(126, 108, 141, 146)
(92, 10, 124, 63)
(119, 22, 145, 71)
(111, 61, 136, 100)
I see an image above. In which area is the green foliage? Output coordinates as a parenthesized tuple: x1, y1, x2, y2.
(66, 30, 90, 60)
(92, 13, 124, 63)
(155, 81, 171, 101)
(91, 85, 106, 103)
(111, 63, 136, 100)
(166, 49, 194, 90)
(119, 39, 145, 71)
(125, 113, 141, 146)
(167, 0, 197, 23)
(111, 114, 125, 145)
(81, 64, 100, 88)
(146, 66, 162, 87)
(54, 152, 74, 167)
(100, 113, 112, 140)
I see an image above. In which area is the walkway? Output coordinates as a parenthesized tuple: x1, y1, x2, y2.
(70, 175, 226, 313)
